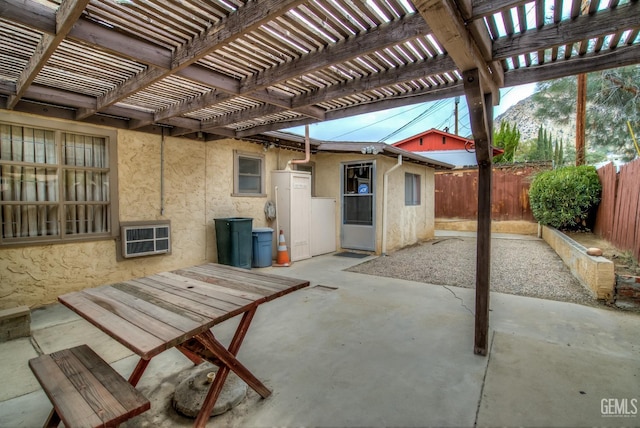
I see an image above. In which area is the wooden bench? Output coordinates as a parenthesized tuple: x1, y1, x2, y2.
(29, 344, 150, 428)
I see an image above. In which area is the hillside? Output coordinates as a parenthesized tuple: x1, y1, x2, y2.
(494, 94, 576, 144)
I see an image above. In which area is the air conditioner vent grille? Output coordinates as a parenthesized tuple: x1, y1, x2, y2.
(121, 222, 171, 258)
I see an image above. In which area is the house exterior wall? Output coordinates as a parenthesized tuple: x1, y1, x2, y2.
(0, 111, 437, 309)
(313, 153, 435, 254)
(377, 157, 435, 253)
(0, 112, 276, 309)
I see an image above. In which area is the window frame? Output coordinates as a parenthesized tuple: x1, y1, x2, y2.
(233, 150, 265, 196)
(404, 172, 421, 206)
(0, 113, 119, 247)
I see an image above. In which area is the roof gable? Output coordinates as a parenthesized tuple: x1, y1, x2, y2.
(393, 128, 472, 151)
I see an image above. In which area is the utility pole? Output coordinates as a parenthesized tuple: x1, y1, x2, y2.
(576, 0, 590, 166)
(576, 74, 586, 165)
(454, 96, 460, 135)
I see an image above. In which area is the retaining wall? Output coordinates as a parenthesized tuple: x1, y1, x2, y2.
(541, 226, 615, 300)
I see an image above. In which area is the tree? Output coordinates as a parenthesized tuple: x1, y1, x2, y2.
(532, 65, 640, 160)
(493, 121, 520, 163)
(528, 125, 553, 161)
(553, 138, 564, 168)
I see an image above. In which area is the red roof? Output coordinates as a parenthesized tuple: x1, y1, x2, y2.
(393, 128, 503, 156)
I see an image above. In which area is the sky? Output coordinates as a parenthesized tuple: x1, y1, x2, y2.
(283, 82, 538, 144)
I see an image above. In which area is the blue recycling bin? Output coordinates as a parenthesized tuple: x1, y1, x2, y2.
(214, 217, 253, 269)
(252, 227, 274, 268)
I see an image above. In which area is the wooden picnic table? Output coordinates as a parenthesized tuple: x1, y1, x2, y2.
(58, 262, 309, 427)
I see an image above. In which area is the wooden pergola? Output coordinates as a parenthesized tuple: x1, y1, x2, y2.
(1, 0, 639, 355)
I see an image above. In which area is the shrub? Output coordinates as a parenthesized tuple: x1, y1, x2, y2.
(529, 165, 601, 229)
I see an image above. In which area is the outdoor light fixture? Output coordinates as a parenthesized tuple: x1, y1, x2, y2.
(361, 145, 379, 155)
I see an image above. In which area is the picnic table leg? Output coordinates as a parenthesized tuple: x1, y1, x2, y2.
(128, 358, 151, 387)
(193, 309, 271, 428)
(193, 360, 232, 428)
(176, 344, 205, 365)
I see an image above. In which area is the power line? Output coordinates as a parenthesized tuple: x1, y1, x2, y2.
(327, 102, 426, 140)
(377, 99, 449, 143)
(326, 85, 521, 142)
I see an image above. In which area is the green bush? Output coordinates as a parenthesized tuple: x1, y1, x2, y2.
(529, 165, 601, 229)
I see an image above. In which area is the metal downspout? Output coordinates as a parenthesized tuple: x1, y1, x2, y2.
(287, 125, 310, 169)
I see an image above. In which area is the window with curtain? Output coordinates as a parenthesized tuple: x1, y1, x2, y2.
(405, 173, 421, 206)
(1, 121, 115, 244)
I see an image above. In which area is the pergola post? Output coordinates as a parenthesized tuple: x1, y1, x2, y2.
(463, 69, 493, 356)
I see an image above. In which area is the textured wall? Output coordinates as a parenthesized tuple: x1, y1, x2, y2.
(0, 113, 277, 309)
(379, 157, 435, 253)
(204, 139, 278, 261)
(312, 153, 434, 254)
(0, 114, 437, 309)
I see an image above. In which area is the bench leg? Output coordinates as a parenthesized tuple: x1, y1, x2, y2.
(44, 408, 60, 428)
(193, 308, 271, 428)
(128, 358, 151, 387)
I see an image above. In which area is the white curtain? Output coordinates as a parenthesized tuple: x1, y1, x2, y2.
(63, 133, 109, 236)
(0, 125, 109, 239)
(1, 125, 56, 239)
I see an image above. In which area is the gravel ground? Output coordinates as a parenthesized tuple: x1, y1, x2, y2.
(347, 235, 599, 307)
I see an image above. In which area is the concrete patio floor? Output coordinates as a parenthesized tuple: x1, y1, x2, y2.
(1, 233, 639, 427)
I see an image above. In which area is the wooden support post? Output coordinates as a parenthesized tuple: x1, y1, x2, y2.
(475, 140, 492, 356)
(463, 69, 493, 356)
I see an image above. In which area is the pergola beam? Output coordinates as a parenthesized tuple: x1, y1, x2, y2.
(503, 43, 640, 87)
(492, 1, 640, 60)
(6, 0, 89, 109)
(236, 83, 465, 137)
(239, 14, 429, 94)
(136, 14, 426, 128)
(412, 0, 500, 103)
(76, 0, 307, 120)
(292, 55, 457, 108)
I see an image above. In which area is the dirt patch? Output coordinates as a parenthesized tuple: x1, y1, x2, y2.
(562, 231, 640, 277)
(347, 236, 598, 307)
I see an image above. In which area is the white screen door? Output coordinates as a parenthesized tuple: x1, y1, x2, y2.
(341, 161, 375, 251)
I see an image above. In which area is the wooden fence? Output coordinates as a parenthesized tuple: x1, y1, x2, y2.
(594, 158, 640, 262)
(434, 163, 550, 221)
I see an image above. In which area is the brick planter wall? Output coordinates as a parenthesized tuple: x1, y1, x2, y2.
(616, 275, 640, 307)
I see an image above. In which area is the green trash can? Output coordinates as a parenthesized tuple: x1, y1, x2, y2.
(252, 228, 273, 268)
(214, 217, 253, 269)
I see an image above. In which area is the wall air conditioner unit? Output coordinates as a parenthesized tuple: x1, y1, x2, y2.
(121, 221, 171, 258)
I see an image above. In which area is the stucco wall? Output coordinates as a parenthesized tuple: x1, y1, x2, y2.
(313, 153, 435, 254)
(204, 139, 279, 261)
(0, 112, 437, 309)
(0, 112, 278, 309)
(378, 157, 435, 253)
(0, 120, 215, 309)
